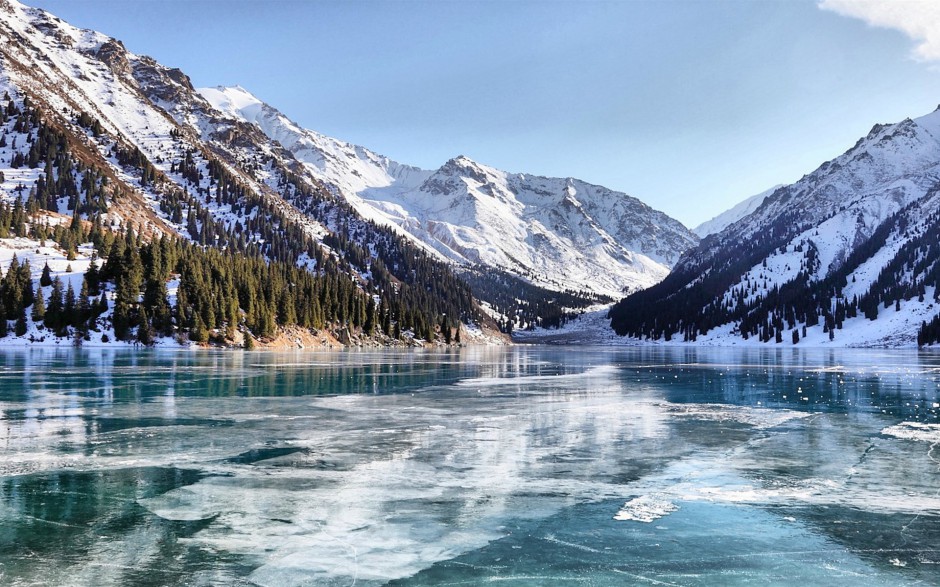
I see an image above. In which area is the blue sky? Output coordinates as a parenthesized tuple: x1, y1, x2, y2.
(25, 0, 940, 227)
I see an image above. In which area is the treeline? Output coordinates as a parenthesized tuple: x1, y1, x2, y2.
(458, 266, 610, 332)
(0, 211, 410, 345)
(610, 192, 814, 340)
(0, 91, 476, 344)
(152, 122, 478, 338)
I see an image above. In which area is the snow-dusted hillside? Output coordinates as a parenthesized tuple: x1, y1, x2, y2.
(611, 105, 940, 347)
(693, 185, 781, 237)
(199, 86, 698, 298)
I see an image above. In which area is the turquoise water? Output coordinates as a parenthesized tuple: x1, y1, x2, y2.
(0, 347, 938, 585)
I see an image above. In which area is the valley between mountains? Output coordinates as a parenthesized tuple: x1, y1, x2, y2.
(0, 0, 938, 348)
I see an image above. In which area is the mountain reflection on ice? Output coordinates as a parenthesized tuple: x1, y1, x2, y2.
(0, 347, 938, 586)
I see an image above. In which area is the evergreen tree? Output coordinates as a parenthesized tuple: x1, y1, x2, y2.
(190, 314, 208, 344)
(31, 287, 45, 323)
(112, 297, 131, 341)
(14, 307, 27, 336)
(136, 306, 154, 345)
(364, 297, 376, 336)
(441, 317, 451, 344)
(46, 276, 63, 331)
(18, 260, 32, 308)
(64, 282, 76, 328)
(77, 280, 91, 332)
(85, 254, 100, 295)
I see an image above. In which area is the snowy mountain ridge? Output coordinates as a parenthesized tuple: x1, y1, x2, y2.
(693, 185, 782, 237)
(198, 85, 698, 299)
(610, 103, 940, 347)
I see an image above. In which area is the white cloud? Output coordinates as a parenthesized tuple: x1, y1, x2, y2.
(819, 0, 940, 62)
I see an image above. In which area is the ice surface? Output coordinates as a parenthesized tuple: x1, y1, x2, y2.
(1, 347, 939, 585)
(613, 494, 679, 522)
(882, 422, 940, 443)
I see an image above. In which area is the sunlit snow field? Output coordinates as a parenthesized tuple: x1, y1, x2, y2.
(0, 347, 939, 585)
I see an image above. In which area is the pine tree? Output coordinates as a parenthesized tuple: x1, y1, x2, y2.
(64, 282, 76, 328)
(143, 274, 172, 336)
(31, 287, 45, 322)
(18, 260, 32, 308)
(97, 292, 108, 316)
(77, 280, 91, 331)
(190, 314, 208, 344)
(364, 297, 376, 336)
(136, 306, 154, 345)
(85, 255, 100, 295)
(46, 276, 64, 331)
(441, 317, 451, 344)
(14, 307, 27, 336)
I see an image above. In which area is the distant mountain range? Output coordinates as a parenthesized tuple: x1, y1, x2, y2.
(200, 85, 697, 301)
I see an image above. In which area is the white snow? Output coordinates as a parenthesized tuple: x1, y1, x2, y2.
(693, 184, 781, 237)
(613, 494, 679, 522)
(198, 86, 698, 299)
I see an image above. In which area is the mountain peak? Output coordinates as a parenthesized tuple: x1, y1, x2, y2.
(444, 154, 479, 168)
(437, 155, 496, 185)
(198, 85, 265, 122)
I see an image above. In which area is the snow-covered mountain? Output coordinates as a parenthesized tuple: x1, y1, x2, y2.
(693, 185, 781, 237)
(611, 105, 940, 347)
(0, 0, 496, 344)
(199, 86, 698, 299)
(0, 0, 699, 341)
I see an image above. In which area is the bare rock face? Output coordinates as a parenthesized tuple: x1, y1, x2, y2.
(94, 38, 130, 77)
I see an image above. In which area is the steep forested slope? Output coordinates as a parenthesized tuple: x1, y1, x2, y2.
(610, 106, 940, 347)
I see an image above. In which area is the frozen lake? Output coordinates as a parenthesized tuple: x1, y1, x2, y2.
(0, 347, 939, 585)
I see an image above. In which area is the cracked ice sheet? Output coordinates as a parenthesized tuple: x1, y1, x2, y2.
(134, 395, 931, 586)
(137, 387, 684, 586)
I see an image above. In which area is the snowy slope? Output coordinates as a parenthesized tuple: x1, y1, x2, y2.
(611, 104, 940, 347)
(199, 86, 698, 298)
(706, 107, 940, 285)
(693, 185, 781, 237)
(0, 0, 329, 245)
